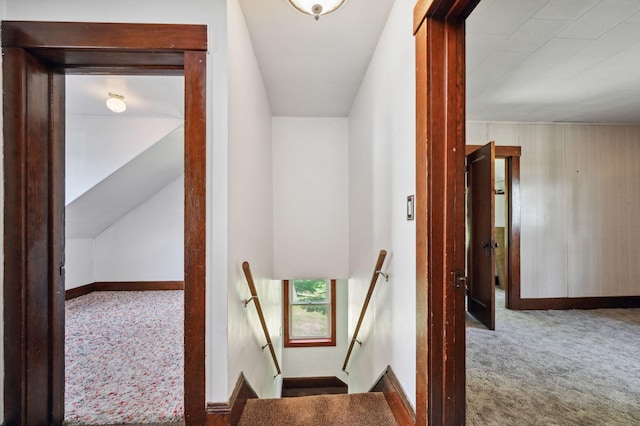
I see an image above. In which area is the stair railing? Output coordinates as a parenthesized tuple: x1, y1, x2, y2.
(342, 249, 388, 374)
(242, 261, 281, 378)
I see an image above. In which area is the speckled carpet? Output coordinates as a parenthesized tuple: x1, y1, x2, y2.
(64, 291, 184, 425)
(467, 290, 640, 425)
(238, 393, 397, 426)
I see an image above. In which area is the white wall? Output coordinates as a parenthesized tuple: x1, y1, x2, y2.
(227, 0, 282, 399)
(65, 239, 95, 290)
(347, 0, 416, 407)
(66, 115, 182, 204)
(282, 280, 348, 381)
(94, 176, 184, 282)
(3, 0, 231, 404)
(273, 117, 349, 279)
(468, 122, 640, 299)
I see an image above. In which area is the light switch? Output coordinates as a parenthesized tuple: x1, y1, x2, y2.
(407, 195, 415, 221)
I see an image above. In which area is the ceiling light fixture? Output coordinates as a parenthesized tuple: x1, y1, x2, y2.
(288, 0, 347, 21)
(106, 92, 127, 113)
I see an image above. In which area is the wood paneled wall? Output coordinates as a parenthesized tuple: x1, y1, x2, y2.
(468, 122, 640, 299)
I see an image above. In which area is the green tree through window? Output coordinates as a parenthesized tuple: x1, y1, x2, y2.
(284, 279, 336, 347)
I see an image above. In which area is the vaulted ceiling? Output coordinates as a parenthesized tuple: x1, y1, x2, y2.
(65, 75, 184, 239)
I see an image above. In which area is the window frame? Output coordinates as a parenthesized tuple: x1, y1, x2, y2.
(284, 279, 337, 348)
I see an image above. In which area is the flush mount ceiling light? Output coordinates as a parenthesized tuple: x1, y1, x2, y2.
(288, 0, 347, 21)
(106, 92, 127, 113)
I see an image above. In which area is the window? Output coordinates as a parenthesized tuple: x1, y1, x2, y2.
(284, 279, 336, 347)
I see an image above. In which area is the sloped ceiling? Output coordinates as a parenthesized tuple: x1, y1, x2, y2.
(66, 126, 184, 239)
(66, 74, 184, 239)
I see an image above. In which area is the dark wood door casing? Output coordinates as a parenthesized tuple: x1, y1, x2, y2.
(2, 21, 207, 425)
(466, 145, 522, 312)
(414, 1, 482, 425)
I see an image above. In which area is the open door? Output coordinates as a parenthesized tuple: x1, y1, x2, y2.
(467, 141, 496, 330)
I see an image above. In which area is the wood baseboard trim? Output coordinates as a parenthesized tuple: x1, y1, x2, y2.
(282, 376, 347, 390)
(370, 365, 415, 425)
(512, 296, 640, 310)
(65, 283, 96, 300)
(65, 281, 184, 300)
(206, 373, 258, 426)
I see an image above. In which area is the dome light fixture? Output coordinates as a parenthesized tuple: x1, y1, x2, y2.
(288, 0, 347, 21)
(106, 92, 127, 113)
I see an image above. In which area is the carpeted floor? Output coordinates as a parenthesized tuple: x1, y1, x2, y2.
(64, 291, 184, 425)
(238, 392, 397, 426)
(467, 289, 640, 425)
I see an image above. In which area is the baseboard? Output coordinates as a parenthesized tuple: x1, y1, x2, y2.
(206, 372, 258, 426)
(511, 296, 640, 310)
(65, 281, 184, 300)
(282, 376, 347, 389)
(65, 283, 96, 300)
(370, 365, 415, 425)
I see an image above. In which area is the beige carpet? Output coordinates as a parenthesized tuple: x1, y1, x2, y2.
(238, 393, 397, 426)
(467, 290, 640, 425)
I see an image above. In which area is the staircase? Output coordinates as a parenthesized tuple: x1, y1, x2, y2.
(238, 392, 398, 426)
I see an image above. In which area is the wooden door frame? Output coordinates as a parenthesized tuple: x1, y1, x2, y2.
(2, 21, 207, 425)
(414, 1, 481, 424)
(466, 145, 522, 310)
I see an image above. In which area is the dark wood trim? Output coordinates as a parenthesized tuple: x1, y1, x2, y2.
(184, 49, 208, 425)
(511, 296, 640, 310)
(206, 373, 258, 426)
(65, 284, 95, 300)
(2, 21, 207, 51)
(50, 66, 66, 425)
(414, 1, 481, 425)
(466, 145, 523, 312)
(283, 376, 347, 389)
(2, 21, 207, 425)
(506, 156, 521, 310)
(466, 144, 522, 158)
(2, 47, 27, 425)
(414, 21, 428, 426)
(414, 0, 482, 32)
(284, 279, 337, 348)
(94, 281, 185, 292)
(370, 366, 416, 426)
(65, 281, 185, 300)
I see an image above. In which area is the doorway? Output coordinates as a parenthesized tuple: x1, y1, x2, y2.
(2, 21, 206, 425)
(64, 74, 186, 422)
(466, 144, 522, 330)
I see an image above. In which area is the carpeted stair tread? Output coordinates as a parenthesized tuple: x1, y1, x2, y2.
(238, 392, 398, 426)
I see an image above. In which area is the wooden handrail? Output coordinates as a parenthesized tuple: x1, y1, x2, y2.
(242, 261, 281, 377)
(342, 249, 388, 373)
